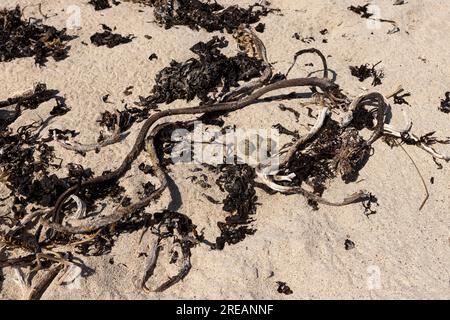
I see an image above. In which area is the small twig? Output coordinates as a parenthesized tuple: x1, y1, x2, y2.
(398, 144, 429, 211)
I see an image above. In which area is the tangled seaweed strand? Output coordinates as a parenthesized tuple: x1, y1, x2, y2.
(0, 6, 73, 65)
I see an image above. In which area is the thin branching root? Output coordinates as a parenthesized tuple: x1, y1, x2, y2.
(1, 24, 449, 299)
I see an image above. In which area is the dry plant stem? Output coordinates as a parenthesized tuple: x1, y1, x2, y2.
(8, 209, 49, 235)
(27, 263, 63, 300)
(286, 48, 329, 79)
(342, 92, 388, 146)
(398, 144, 429, 210)
(281, 107, 330, 166)
(0, 254, 36, 268)
(141, 238, 161, 292)
(383, 128, 450, 161)
(0, 84, 42, 108)
(154, 248, 191, 293)
(44, 134, 168, 234)
(48, 77, 337, 223)
(56, 112, 122, 153)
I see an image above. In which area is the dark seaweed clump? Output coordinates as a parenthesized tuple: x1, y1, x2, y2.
(349, 62, 384, 86)
(90, 28, 134, 48)
(148, 0, 271, 33)
(280, 118, 369, 209)
(0, 85, 67, 213)
(348, 4, 373, 18)
(214, 164, 257, 250)
(0, 6, 73, 65)
(88, 0, 111, 10)
(276, 281, 293, 295)
(0, 83, 57, 130)
(143, 36, 263, 105)
(0, 84, 127, 219)
(439, 92, 450, 113)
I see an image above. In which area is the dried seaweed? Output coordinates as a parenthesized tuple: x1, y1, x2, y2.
(0, 6, 73, 65)
(348, 4, 373, 19)
(214, 165, 257, 250)
(146, 0, 272, 33)
(2, 25, 449, 299)
(439, 92, 450, 113)
(88, 0, 111, 11)
(344, 239, 355, 250)
(276, 281, 293, 295)
(143, 36, 263, 105)
(90, 27, 134, 48)
(350, 62, 384, 86)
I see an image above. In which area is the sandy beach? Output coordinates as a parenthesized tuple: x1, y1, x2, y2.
(0, 0, 449, 300)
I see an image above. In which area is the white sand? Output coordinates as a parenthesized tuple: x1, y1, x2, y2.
(0, 0, 449, 299)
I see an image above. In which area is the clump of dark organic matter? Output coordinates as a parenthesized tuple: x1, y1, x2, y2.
(90, 25, 134, 48)
(143, 36, 264, 105)
(0, 6, 73, 65)
(0, 83, 58, 130)
(439, 92, 450, 113)
(276, 281, 293, 295)
(350, 62, 384, 86)
(213, 164, 257, 250)
(88, 0, 111, 10)
(279, 117, 369, 209)
(393, 91, 411, 105)
(348, 4, 373, 18)
(141, 0, 272, 33)
(0, 85, 69, 210)
(344, 239, 355, 250)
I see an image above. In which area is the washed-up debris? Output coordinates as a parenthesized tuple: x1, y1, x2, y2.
(214, 165, 257, 250)
(348, 4, 373, 18)
(350, 62, 384, 86)
(439, 92, 450, 113)
(0, 6, 73, 65)
(1, 23, 449, 300)
(344, 239, 355, 250)
(276, 281, 293, 295)
(255, 23, 265, 33)
(88, 0, 111, 10)
(142, 36, 264, 105)
(137, 0, 272, 33)
(348, 3, 399, 34)
(90, 26, 134, 48)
